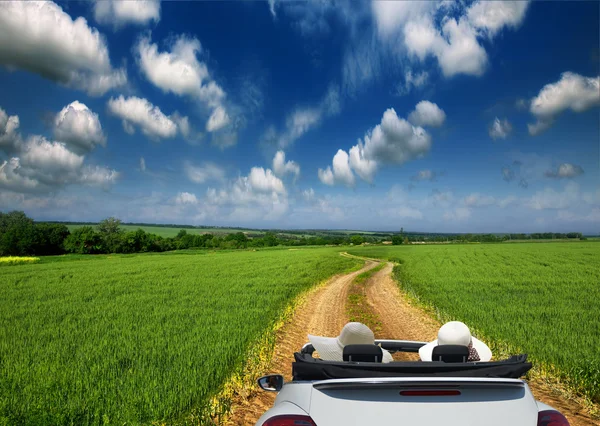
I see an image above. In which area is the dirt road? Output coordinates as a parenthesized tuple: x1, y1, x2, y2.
(226, 258, 597, 425)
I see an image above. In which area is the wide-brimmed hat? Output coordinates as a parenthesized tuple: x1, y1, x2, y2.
(418, 321, 492, 362)
(308, 322, 393, 363)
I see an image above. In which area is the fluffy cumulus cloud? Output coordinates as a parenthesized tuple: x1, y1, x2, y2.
(528, 72, 600, 135)
(0, 106, 118, 193)
(202, 166, 289, 222)
(135, 34, 229, 134)
(408, 101, 446, 127)
(362, 108, 433, 165)
(319, 103, 440, 186)
(0, 1, 126, 95)
(54, 101, 106, 154)
(374, 1, 530, 78)
(184, 162, 226, 184)
(489, 117, 512, 140)
(318, 149, 355, 187)
(272, 151, 300, 180)
(0, 107, 23, 154)
(174, 191, 198, 205)
(107, 96, 186, 140)
(545, 163, 584, 179)
(466, 1, 530, 37)
(94, 0, 161, 27)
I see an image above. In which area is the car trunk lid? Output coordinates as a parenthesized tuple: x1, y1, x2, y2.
(308, 377, 538, 425)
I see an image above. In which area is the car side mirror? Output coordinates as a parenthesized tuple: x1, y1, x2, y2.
(257, 374, 284, 392)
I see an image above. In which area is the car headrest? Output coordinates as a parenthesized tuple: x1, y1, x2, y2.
(431, 345, 469, 363)
(343, 344, 383, 362)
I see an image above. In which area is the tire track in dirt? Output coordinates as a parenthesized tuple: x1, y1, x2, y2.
(365, 262, 597, 426)
(224, 259, 379, 425)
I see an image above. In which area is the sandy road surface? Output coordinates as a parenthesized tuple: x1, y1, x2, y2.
(226, 258, 596, 425)
(225, 259, 378, 425)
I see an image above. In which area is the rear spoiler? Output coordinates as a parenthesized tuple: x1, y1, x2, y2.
(313, 377, 525, 391)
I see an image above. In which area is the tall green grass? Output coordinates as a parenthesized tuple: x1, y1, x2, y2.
(348, 243, 600, 402)
(0, 248, 361, 425)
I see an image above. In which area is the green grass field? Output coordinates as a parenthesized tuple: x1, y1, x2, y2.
(348, 242, 600, 402)
(0, 248, 361, 425)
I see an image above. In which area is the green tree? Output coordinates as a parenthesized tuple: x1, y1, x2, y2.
(0, 211, 37, 256)
(97, 217, 123, 253)
(350, 235, 364, 245)
(64, 226, 105, 254)
(391, 235, 403, 245)
(33, 223, 70, 255)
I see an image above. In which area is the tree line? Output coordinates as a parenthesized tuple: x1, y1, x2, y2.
(0, 212, 379, 256)
(0, 211, 587, 257)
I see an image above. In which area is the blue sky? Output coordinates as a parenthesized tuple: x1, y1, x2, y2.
(0, 1, 599, 233)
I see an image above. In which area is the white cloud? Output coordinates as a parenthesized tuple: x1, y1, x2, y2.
(0, 107, 23, 154)
(175, 191, 198, 205)
(489, 117, 512, 140)
(361, 108, 431, 165)
(529, 72, 600, 135)
(0, 1, 126, 95)
(140, 157, 146, 172)
(272, 151, 300, 180)
(527, 120, 553, 136)
(387, 206, 424, 220)
(526, 182, 580, 210)
(302, 188, 315, 202)
(54, 101, 105, 154)
(443, 207, 472, 221)
(348, 144, 377, 184)
(464, 193, 496, 207)
(135, 34, 228, 134)
(318, 167, 335, 186)
(21, 136, 84, 173)
(94, 0, 160, 27)
(408, 101, 446, 127)
(0, 106, 119, 193)
(78, 165, 120, 189)
(318, 149, 355, 187)
(247, 167, 286, 194)
(184, 162, 226, 184)
(372, 2, 437, 37)
(400, 2, 530, 78)
(107, 96, 178, 140)
(467, 1, 530, 37)
(545, 163, 584, 179)
(206, 106, 230, 132)
(319, 104, 436, 186)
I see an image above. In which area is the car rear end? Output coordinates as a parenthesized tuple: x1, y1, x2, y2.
(257, 377, 569, 426)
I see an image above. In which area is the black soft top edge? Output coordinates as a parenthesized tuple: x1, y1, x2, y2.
(292, 352, 532, 381)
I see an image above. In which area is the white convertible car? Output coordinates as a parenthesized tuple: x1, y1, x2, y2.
(255, 340, 570, 426)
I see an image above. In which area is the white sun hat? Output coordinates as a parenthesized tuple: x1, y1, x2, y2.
(308, 322, 393, 363)
(418, 321, 492, 362)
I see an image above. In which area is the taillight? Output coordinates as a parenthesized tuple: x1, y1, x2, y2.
(262, 415, 317, 426)
(537, 410, 570, 426)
